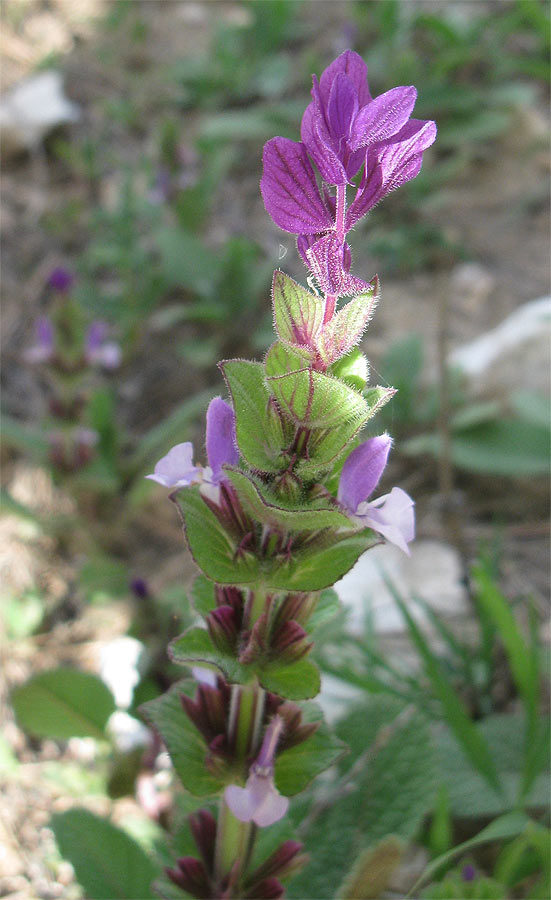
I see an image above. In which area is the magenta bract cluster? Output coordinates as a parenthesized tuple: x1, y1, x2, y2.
(261, 50, 436, 295)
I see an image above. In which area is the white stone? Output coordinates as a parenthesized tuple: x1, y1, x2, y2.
(106, 711, 150, 753)
(99, 636, 145, 709)
(334, 540, 469, 635)
(449, 296, 551, 396)
(0, 71, 80, 156)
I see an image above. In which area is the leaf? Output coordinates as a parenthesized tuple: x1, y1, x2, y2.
(266, 530, 377, 592)
(404, 419, 550, 476)
(410, 811, 531, 895)
(272, 270, 324, 348)
(221, 359, 287, 472)
(266, 361, 368, 429)
(388, 579, 503, 795)
(11, 668, 116, 741)
(51, 808, 160, 899)
(190, 574, 216, 619)
(338, 836, 405, 900)
(140, 681, 224, 796)
(169, 628, 250, 685)
(264, 340, 314, 378)
(260, 657, 320, 700)
(296, 413, 372, 478)
(287, 698, 437, 899)
(175, 486, 260, 585)
(434, 714, 550, 819)
(473, 563, 539, 726)
(329, 347, 369, 391)
(307, 589, 341, 633)
(316, 280, 378, 366)
(275, 702, 346, 795)
(225, 468, 353, 532)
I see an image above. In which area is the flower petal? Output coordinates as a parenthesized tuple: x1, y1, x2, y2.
(261, 137, 334, 234)
(358, 486, 415, 554)
(206, 397, 238, 481)
(301, 102, 347, 186)
(338, 435, 392, 513)
(349, 85, 417, 150)
(318, 50, 371, 108)
(145, 442, 200, 489)
(327, 72, 358, 144)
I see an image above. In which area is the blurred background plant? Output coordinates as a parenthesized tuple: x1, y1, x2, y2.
(1, 0, 549, 898)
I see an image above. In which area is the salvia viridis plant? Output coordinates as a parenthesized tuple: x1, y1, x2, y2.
(143, 51, 436, 899)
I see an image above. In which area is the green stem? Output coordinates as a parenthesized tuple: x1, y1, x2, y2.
(215, 679, 266, 889)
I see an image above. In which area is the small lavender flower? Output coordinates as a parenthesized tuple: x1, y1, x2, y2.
(23, 317, 55, 364)
(225, 715, 289, 827)
(338, 434, 415, 554)
(84, 321, 122, 370)
(47, 266, 74, 293)
(146, 397, 238, 490)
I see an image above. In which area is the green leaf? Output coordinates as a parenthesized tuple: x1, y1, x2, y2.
(266, 359, 368, 428)
(307, 588, 341, 633)
(1, 414, 49, 458)
(316, 280, 378, 366)
(410, 812, 532, 895)
(388, 578, 503, 794)
(51, 808, 160, 899)
(264, 340, 314, 378)
(225, 467, 353, 532)
(260, 657, 320, 700)
(190, 574, 216, 619)
(296, 414, 372, 478)
(12, 668, 116, 741)
(140, 681, 224, 796)
(169, 627, 250, 684)
(404, 419, 550, 476)
(287, 699, 437, 899)
(221, 359, 287, 472)
(175, 485, 260, 584)
(266, 529, 377, 592)
(329, 347, 369, 391)
(473, 564, 539, 726)
(275, 702, 346, 795)
(272, 270, 324, 348)
(434, 714, 550, 819)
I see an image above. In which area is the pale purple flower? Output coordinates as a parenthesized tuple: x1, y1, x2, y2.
(146, 397, 238, 490)
(85, 321, 121, 370)
(146, 442, 201, 489)
(24, 317, 54, 364)
(47, 266, 74, 293)
(225, 715, 289, 827)
(338, 434, 415, 554)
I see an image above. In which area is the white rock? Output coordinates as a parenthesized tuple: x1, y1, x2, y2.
(334, 540, 469, 635)
(450, 296, 551, 396)
(0, 70, 80, 156)
(106, 710, 150, 753)
(99, 636, 146, 709)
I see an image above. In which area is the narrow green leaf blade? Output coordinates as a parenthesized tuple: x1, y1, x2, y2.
(388, 578, 503, 794)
